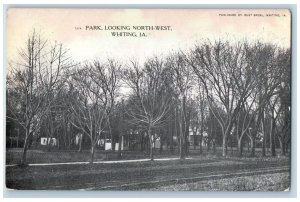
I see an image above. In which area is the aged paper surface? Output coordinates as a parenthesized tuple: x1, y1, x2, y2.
(6, 9, 291, 191)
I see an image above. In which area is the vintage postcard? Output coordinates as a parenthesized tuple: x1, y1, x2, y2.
(5, 8, 291, 191)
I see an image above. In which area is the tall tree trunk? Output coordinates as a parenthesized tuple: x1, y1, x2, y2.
(170, 133, 174, 154)
(262, 134, 266, 156)
(68, 124, 71, 150)
(177, 107, 185, 159)
(238, 138, 243, 157)
(57, 136, 60, 150)
(170, 110, 175, 155)
(179, 122, 185, 159)
(16, 128, 20, 148)
(118, 134, 122, 159)
(21, 136, 29, 165)
(108, 117, 113, 151)
(199, 120, 204, 154)
(199, 99, 205, 154)
(148, 128, 154, 161)
(63, 118, 67, 150)
(193, 131, 197, 150)
(185, 111, 190, 156)
(21, 143, 28, 165)
(261, 119, 266, 157)
(279, 138, 286, 156)
(181, 97, 186, 159)
(285, 141, 289, 154)
(207, 138, 211, 152)
(179, 136, 184, 159)
(199, 134, 203, 154)
(160, 139, 163, 153)
(184, 132, 189, 156)
(230, 137, 234, 155)
(222, 135, 227, 157)
(90, 143, 96, 163)
(78, 134, 83, 152)
(21, 127, 31, 165)
(250, 136, 255, 157)
(213, 140, 216, 154)
(270, 119, 276, 156)
(140, 135, 144, 152)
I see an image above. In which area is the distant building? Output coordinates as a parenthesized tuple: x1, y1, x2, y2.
(188, 128, 208, 146)
(96, 138, 114, 150)
(40, 137, 58, 146)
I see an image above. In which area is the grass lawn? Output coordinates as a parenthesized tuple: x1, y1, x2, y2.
(6, 148, 167, 164)
(6, 147, 287, 165)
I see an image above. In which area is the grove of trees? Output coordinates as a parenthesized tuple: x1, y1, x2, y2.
(6, 31, 291, 164)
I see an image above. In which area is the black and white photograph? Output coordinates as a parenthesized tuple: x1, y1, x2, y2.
(5, 7, 292, 191)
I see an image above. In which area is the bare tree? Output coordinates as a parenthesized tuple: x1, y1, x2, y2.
(7, 31, 71, 164)
(195, 82, 209, 154)
(249, 43, 280, 156)
(189, 40, 254, 157)
(271, 48, 291, 155)
(68, 60, 120, 163)
(124, 57, 172, 160)
(242, 43, 289, 156)
(166, 52, 194, 159)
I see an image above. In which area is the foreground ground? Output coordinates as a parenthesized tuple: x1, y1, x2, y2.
(6, 149, 290, 191)
(143, 173, 290, 191)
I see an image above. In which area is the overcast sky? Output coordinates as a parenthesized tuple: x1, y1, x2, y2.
(6, 8, 291, 66)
